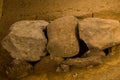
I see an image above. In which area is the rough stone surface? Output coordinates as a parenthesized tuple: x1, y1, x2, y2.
(6, 59, 33, 79)
(83, 49, 105, 57)
(79, 18, 120, 50)
(2, 20, 48, 61)
(62, 56, 103, 68)
(47, 16, 79, 57)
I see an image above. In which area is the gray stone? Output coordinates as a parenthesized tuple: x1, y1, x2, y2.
(62, 56, 103, 68)
(6, 59, 33, 79)
(2, 20, 49, 61)
(47, 16, 79, 57)
(79, 18, 120, 50)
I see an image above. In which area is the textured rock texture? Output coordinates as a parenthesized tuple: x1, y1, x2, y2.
(2, 20, 48, 61)
(47, 16, 79, 57)
(62, 56, 103, 68)
(79, 18, 120, 50)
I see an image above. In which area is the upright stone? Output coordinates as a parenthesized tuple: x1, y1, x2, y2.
(47, 16, 79, 57)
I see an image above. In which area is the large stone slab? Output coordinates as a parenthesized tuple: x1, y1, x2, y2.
(79, 18, 120, 50)
(47, 16, 79, 57)
(2, 20, 48, 61)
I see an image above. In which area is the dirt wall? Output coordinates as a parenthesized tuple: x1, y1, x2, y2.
(0, 0, 120, 41)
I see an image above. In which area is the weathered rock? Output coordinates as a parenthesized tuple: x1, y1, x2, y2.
(79, 18, 120, 50)
(83, 49, 105, 57)
(62, 49, 105, 68)
(6, 59, 33, 79)
(10, 20, 48, 30)
(62, 56, 103, 68)
(2, 20, 49, 61)
(47, 16, 79, 57)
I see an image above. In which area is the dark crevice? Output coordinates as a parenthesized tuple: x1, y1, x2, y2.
(79, 39, 89, 56)
(27, 60, 40, 66)
(70, 24, 89, 58)
(92, 13, 94, 18)
(45, 52, 50, 56)
(43, 27, 48, 40)
(71, 39, 89, 58)
(103, 47, 111, 56)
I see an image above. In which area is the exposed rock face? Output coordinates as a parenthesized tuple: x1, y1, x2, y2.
(6, 59, 33, 79)
(47, 16, 79, 57)
(2, 20, 49, 61)
(79, 18, 120, 50)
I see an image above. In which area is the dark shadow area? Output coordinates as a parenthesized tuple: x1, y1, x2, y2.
(79, 39, 89, 56)
(70, 24, 89, 58)
(43, 28, 48, 40)
(103, 47, 111, 56)
(27, 60, 40, 66)
(71, 39, 89, 58)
